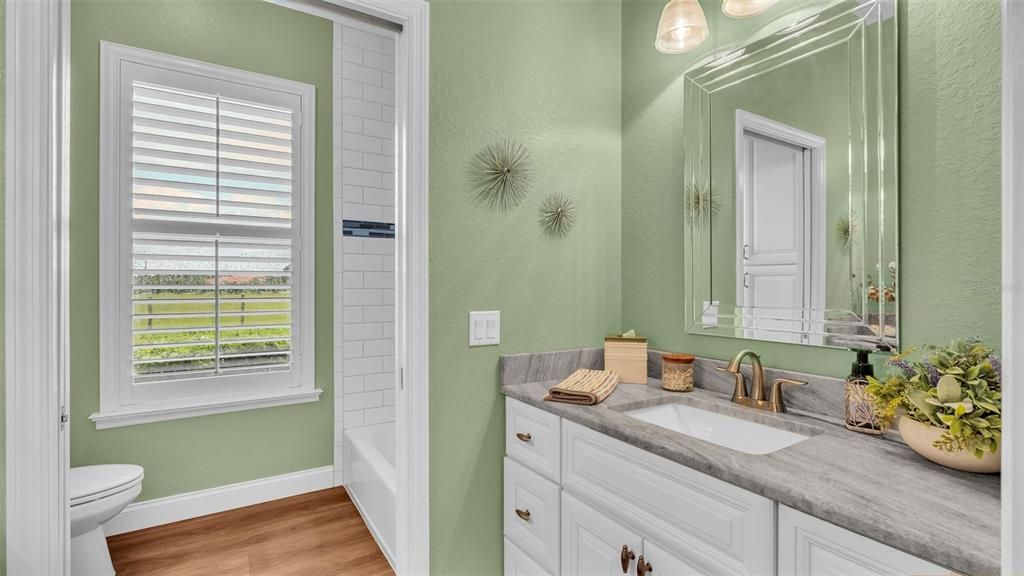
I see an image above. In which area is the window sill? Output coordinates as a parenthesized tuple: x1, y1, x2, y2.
(89, 388, 323, 430)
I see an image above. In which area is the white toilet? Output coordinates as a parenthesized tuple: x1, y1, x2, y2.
(70, 464, 144, 576)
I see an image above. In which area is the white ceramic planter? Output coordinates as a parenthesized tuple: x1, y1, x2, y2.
(898, 416, 1001, 474)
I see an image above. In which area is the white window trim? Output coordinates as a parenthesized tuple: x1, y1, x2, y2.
(92, 42, 320, 430)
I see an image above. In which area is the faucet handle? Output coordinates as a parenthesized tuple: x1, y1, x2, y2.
(768, 378, 805, 412)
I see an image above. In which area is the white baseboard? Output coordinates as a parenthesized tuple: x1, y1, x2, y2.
(104, 465, 335, 536)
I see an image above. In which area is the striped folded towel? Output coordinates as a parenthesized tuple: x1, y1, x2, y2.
(544, 369, 620, 406)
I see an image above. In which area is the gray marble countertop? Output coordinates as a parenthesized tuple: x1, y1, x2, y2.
(502, 376, 1000, 575)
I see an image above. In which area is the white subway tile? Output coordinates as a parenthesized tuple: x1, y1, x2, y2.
(363, 271, 393, 289)
(363, 338, 395, 357)
(342, 98, 382, 121)
(343, 409, 366, 429)
(364, 238, 395, 255)
(343, 131, 383, 154)
(342, 62, 382, 87)
(381, 322, 395, 339)
(343, 26, 383, 52)
(381, 72, 395, 91)
(363, 373, 394, 391)
(342, 43, 363, 64)
(381, 250, 395, 270)
(364, 305, 394, 323)
(361, 152, 393, 173)
(363, 405, 395, 425)
(363, 187, 395, 207)
(343, 237, 364, 254)
(382, 389, 396, 407)
(381, 290, 395, 306)
(381, 37, 395, 56)
(346, 390, 383, 410)
(342, 203, 382, 223)
(343, 167, 383, 188)
(343, 375, 365, 394)
(362, 85, 395, 106)
(382, 105, 395, 123)
(344, 253, 384, 272)
(341, 78, 363, 99)
(333, 369, 345, 395)
(343, 306, 364, 324)
(343, 341, 364, 359)
(342, 115, 364, 135)
(342, 185, 364, 203)
(343, 271, 364, 288)
(344, 322, 382, 341)
(344, 288, 383, 306)
(363, 50, 395, 73)
(334, 395, 345, 417)
(362, 118, 394, 140)
(347, 357, 389, 377)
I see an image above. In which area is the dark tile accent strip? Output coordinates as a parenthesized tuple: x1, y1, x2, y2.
(342, 220, 395, 238)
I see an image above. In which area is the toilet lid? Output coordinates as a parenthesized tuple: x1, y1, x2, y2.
(70, 465, 144, 507)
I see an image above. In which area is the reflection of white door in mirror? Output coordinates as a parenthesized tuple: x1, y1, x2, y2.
(735, 111, 826, 345)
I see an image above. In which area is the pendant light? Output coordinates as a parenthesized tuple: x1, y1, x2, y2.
(721, 0, 777, 18)
(655, 0, 710, 54)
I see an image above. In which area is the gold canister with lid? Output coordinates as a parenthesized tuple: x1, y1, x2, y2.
(661, 353, 695, 392)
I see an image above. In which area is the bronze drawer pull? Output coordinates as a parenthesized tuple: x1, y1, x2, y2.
(620, 545, 635, 573)
(515, 508, 531, 521)
(515, 432, 532, 442)
(636, 555, 652, 576)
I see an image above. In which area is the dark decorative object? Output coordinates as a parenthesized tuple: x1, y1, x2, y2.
(540, 193, 576, 236)
(472, 138, 532, 211)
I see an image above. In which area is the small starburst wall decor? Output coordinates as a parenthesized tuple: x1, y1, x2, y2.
(539, 193, 576, 236)
(472, 138, 533, 212)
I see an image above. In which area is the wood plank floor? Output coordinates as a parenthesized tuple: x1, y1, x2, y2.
(107, 487, 394, 576)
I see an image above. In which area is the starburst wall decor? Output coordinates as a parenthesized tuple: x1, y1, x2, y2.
(539, 193, 576, 236)
(472, 138, 533, 212)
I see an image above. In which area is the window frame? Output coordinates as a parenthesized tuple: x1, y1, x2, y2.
(93, 42, 319, 429)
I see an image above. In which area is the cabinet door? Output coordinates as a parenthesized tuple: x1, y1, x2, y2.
(562, 492, 643, 576)
(641, 538, 714, 576)
(779, 506, 951, 576)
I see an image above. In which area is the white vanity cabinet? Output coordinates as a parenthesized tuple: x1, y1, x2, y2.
(503, 397, 952, 576)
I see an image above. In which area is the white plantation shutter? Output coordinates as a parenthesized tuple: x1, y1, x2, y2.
(98, 43, 315, 426)
(129, 79, 297, 383)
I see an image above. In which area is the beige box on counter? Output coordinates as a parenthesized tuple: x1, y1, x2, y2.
(604, 336, 648, 384)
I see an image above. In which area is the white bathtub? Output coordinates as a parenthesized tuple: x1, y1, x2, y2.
(345, 422, 396, 566)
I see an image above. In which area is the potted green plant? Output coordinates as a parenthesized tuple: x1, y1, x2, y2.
(865, 339, 1001, 473)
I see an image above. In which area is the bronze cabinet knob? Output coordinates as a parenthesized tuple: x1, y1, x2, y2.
(620, 545, 636, 573)
(636, 555, 652, 576)
(514, 508, 531, 521)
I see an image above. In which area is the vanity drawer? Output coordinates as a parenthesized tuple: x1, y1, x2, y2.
(778, 505, 953, 576)
(504, 457, 560, 575)
(561, 420, 774, 575)
(506, 397, 561, 482)
(504, 537, 554, 576)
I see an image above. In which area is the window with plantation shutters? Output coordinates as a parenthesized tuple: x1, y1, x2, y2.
(97, 43, 318, 428)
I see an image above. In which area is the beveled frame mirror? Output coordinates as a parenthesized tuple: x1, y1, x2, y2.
(683, 0, 898, 351)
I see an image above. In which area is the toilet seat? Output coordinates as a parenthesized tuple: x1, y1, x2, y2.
(70, 464, 144, 507)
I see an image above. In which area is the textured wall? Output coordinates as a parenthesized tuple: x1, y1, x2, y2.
(69, 0, 334, 501)
(429, 1, 622, 573)
(621, 0, 1002, 378)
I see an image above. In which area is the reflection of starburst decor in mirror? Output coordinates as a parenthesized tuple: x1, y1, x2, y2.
(472, 138, 532, 212)
(684, 181, 717, 224)
(835, 211, 858, 249)
(540, 193, 576, 236)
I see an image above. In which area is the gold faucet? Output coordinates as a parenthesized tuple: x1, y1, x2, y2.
(717, 350, 805, 413)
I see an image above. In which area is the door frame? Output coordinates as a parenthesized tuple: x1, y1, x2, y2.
(734, 110, 826, 343)
(1002, 0, 1022, 573)
(5, 0, 430, 574)
(5, 0, 72, 572)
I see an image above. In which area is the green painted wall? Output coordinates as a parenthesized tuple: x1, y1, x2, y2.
(69, 0, 334, 501)
(429, 1, 623, 573)
(621, 0, 1002, 378)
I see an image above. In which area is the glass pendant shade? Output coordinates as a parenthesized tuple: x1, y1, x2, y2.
(655, 0, 710, 54)
(722, 0, 778, 18)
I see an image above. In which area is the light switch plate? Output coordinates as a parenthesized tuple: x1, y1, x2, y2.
(469, 311, 500, 347)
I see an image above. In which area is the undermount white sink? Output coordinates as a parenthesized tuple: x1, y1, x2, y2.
(625, 403, 809, 455)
